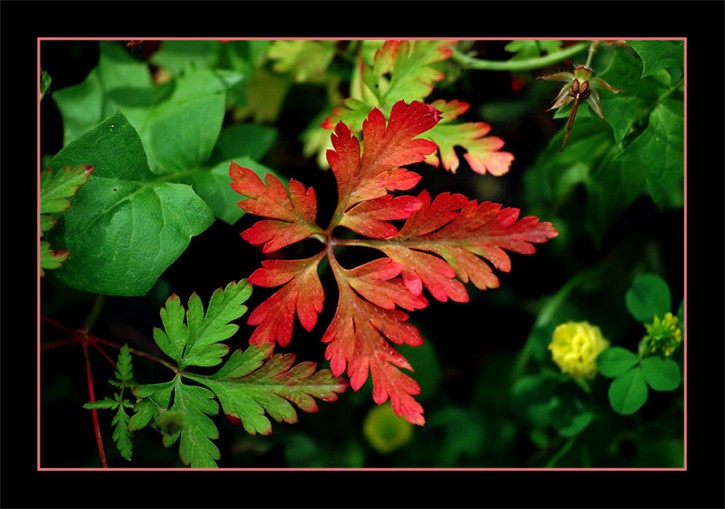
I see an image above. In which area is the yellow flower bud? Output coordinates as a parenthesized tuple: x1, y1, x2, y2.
(549, 321, 610, 380)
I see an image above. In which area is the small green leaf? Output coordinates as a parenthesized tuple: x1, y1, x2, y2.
(625, 273, 672, 323)
(115, 344, 134, 385)
(597, 347, 639, 378)
(640, 356, 681, 391)
(111, 406, 133, 461)
(40, 241, 68, 275)
(128, 399, 157, 431)
(608, 367, 648, 415)
(40, 164, 94, 215)
(41, 70, 52, 100)
(83, 397, 119, 410)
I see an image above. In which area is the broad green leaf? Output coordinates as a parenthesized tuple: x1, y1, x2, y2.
(625, 273, 671, 323)
(524, 118, 613, 204)
(211, 124, 278, 164)
(46, 112, 215, 296)
(172, 381, 220, 468)
(640, 356, 681, 391)
(139, 68, 227, 174)
(616, 98, 684, 208)
(150, 40, 223, 74)
(200, 344, 347, 436)
(597, 48, 663, 145)
(53, 41, 155, 145)
(585, 151, 647, 244)
(597, 347, 639, 378)
(608, 367, 648, 415)
(40, 164, 93, 215)
(627, 40, 684, 78)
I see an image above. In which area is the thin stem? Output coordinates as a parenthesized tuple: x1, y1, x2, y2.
(452, 41, 589, 72)
(95, 336, 178, 372)
(83, 340, 108, 468)
(546, 436, 577, 468)
(83, 294, 106, 330)
(585, 41, 601, 68)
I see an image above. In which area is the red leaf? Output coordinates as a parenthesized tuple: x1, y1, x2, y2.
(327, 100, 439, 209)
(322, 275, 425, 426)
(340, 194, 422, 238)
(247, 253, 325, 347)
(230, 162, 321, 252)
(379, 191, 558, 297)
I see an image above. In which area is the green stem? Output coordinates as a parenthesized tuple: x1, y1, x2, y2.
(452, 41, 589, 72)
(84, 294, 106, 329)
(546, 436, 577, 468)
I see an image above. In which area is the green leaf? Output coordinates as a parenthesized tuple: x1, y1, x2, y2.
(171, 381, 220, 468)
(608, 367, 648, 415)
(616, 98, 684, 208)
(627, 40, 684, 78)
(150, 40, 223, 74)
(40, 241, 68, 275)
(115, 344, 134, 385)
(640, 356, 681, 391)
(199, 344, 347, 436)
(153, 281, 251, 368)
(551, 397, 593, 438)
(41, 70, 52, 100)
(53, 41, 155, 145)
(83, 397, 119, 410)
(585, 151, 647, 243)
(46, 112, 215, 296)
(139, 68, 227, 174)
(524, 117, 613, 204)
(40, 164, 94, 215)
(212, 124, 278, 164)
(186, 157, 280, 225)
(625, 273, 671, 323)
(128, 398, 157, 431)
(597, 48, 663, 145)
(182, 281, 252, 368)
(111, 406, 133, 460)
(597, 347, 639, 378)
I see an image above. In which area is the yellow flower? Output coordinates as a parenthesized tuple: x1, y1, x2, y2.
(549, 321, 610, 380)
(643, 312, 682, 357)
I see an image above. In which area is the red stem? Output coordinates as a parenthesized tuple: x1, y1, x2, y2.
(82, 337, 108, 468)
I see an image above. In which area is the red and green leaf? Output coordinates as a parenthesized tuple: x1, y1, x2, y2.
(231, 99, 558, 426)
(424, 99, 515, 176)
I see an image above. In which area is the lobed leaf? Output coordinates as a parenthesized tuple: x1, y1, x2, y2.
(327, 100, 439, 212)
(172, 381, 221, 468)
(200, 344, 348, 436)
(246, 254, 326, 347)
(424, 99, 514, 176)
(40, 164, 94, 215)
(230, 161, 322, 252)
(153, 280, 252, 368)
(380, 191, 559, 301)
(323, 271, 426, 425)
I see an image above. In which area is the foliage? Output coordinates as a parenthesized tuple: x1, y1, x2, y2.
(40, 38, 684, 469)
(231, 100, 557, 425)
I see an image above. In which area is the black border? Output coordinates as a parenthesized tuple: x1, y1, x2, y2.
(3, 1, 723, 508)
